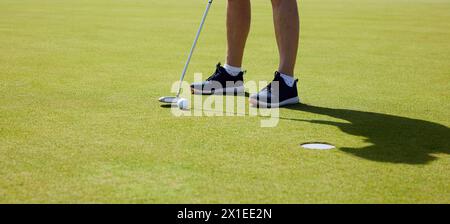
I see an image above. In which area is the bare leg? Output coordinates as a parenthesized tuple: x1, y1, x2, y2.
(271, 0, 299, 76)
(226, 0, 251, 67)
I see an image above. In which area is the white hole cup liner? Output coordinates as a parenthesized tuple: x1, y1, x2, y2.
(301, 142, 336, 150)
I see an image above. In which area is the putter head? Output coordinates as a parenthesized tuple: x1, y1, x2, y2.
(159, 96, 179, 104)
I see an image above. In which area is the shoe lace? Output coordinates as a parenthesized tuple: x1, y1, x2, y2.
(206, 63, 222, 81)
(261, 72, 282, 93)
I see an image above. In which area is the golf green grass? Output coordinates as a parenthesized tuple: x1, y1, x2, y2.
(1, 0, 449, 203)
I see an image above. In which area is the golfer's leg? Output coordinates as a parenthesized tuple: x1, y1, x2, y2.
(272, 0, 299, 76)
(226, 0, 251, 67)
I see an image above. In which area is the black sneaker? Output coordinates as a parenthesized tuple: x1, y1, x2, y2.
(249, 72, 300, 108)
(190, 63, 245, 95)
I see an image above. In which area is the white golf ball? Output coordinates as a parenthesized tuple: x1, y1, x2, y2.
(177, 98, 189, 110)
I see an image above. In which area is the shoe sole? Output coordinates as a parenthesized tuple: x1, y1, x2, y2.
(191, 85, 245, 95)
(249, 97, 300, 108)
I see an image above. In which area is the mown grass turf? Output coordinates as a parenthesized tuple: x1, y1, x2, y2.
(0, 0, 449, 203)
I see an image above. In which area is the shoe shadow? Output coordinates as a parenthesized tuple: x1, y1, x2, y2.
(191, 91, 250, 97)
(160, 104, 172, 108)
(283, 104, 450, 165)
(160, 92, 250, 109)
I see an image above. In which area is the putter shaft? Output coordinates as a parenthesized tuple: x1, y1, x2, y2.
(176, 0, 213, 97)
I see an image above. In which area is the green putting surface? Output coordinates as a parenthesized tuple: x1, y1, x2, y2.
(0, 0, 449, 203)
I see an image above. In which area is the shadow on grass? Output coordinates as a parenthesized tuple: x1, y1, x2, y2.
(190, 91, 251, 97)
(284, 104, 450, 165)
(159, 92, 250, 108)
(160, 104, 172, 108)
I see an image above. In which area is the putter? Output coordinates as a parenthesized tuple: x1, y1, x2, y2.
(159, 0, 213, 104)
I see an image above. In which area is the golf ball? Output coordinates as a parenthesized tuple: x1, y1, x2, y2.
(177, 98, 188, 110)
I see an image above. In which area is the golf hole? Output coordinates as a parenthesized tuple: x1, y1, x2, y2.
(301, 142, 335, 150)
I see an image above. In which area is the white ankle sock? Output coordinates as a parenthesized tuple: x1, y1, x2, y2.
(224, 64, 242, 76)
(279, 73, 295, 87)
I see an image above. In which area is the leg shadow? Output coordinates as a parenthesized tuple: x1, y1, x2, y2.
(283, 104, 450, 164)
